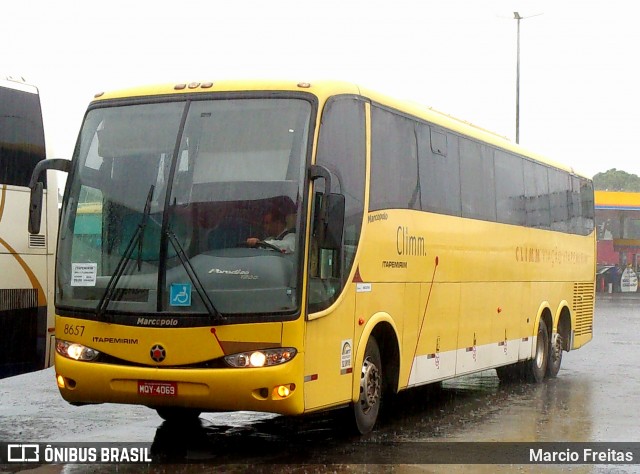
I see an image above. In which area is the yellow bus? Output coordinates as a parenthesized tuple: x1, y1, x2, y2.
(0, 76, 59, 378)
(30, 80, 595, 433)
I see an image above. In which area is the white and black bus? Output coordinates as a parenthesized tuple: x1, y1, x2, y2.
(0, 76, 57, 377)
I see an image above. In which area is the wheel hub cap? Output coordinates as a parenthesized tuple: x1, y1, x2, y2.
(360, 357, 381, 412)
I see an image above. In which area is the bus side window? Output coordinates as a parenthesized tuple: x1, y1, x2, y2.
(417, 125, 461, 216)
(309, 97, 365, 313)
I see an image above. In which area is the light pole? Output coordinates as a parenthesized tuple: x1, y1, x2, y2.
(513, 11, 542, 145)
(514, 11, 522, 144)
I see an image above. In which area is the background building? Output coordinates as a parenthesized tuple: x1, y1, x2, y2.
(595, 191, 640, 292)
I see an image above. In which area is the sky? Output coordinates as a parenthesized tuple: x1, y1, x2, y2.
(4, 0, 640, 179)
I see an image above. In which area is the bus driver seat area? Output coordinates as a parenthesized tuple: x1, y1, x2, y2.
(207, 214, 258, 250)
(205, 196, 296, 252)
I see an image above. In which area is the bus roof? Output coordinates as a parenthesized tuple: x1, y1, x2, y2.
(90, 79, 588, 180)
(0, 76, 39, 94)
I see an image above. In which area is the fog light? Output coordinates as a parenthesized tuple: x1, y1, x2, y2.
(273, 383, 295, 399)
(56, 374, 65, 389)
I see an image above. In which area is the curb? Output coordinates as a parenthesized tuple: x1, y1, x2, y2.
(596, 293, 640, 302)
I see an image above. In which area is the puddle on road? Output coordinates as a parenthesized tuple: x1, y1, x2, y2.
(132, 369, 599, 467)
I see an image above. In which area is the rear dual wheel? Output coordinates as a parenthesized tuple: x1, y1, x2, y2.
(496, 319, 556, 384)
(546, 332, 563, 378)
(525, 319, 549, 383)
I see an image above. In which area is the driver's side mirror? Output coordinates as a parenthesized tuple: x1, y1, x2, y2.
(28, 182, 44, 234)
(309, 164, 345, 249)
(28, 158, 71, 234)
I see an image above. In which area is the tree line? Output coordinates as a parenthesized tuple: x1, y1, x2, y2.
(592, 168, 640, 191)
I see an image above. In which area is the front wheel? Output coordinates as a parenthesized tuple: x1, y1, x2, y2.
(352, 337, 382, 434)
(525, 319, 549, 383)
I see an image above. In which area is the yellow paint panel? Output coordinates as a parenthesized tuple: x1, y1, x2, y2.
(595, 190, 640, 208)
(214, 322, 282, 343)
(402, 282, 461, 387)
(304, 291, 355, 411)
(57, 316, 264, 365)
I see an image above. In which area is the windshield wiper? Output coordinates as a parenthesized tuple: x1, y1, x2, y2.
(137, 186, 154, 271)
(96, 185, 155, 321)
(166, 226, 225, 323)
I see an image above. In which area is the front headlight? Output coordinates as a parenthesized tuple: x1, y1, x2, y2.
(224, 347, 297, 368)
(56, 339, 100, 361)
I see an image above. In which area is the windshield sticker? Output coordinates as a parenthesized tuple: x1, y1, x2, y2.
(71, 263, 97, 287)
(170, 283, 192, 307)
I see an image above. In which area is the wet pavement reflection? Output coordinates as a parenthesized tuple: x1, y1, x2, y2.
(142, 299, 639, 470)
(143, 375, 590, 466)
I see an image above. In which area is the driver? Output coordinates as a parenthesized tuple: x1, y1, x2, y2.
(246, 208, 295, 254)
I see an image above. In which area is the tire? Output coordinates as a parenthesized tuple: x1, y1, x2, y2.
(156, 407, 201, 424)
(526, 319, 549, 383)
(546, 332, 563, 378)
(352, 337, 382, 434)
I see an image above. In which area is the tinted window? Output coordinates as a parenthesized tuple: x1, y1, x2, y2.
(316, 97, 365, 270)
(494, 150, 525, 225)
(580, 178, 595, 235)
(460, 138, 496, 221)
(0, 85, 46, 187)
(416, 124, 461, 216)
(370, 106, 418, 211)
(524, 160, 550, 229)
(366, 103, 592, 237)
(569, 176, 582, 234)
(548, 168, 570, 232)
(311, 97, 366, 311)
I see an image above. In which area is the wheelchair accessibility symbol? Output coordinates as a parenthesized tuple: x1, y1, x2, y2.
(170, 283, 192, 307)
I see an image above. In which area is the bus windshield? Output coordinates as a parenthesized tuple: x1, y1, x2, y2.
(57, 97, 312, 318)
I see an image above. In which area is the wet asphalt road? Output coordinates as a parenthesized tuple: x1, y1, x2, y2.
(2, 296, 639, 472)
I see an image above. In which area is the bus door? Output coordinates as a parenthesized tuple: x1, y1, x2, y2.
(303, 96, 366, 412)
(303, 284, 356, 411)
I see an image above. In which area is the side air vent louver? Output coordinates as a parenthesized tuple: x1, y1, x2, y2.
(573, 282, 595, 337)
(28, 234, 46, 248)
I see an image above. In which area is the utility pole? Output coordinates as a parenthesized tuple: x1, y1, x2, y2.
(513, 11, 542, 145)
(514, 11, 522, 144)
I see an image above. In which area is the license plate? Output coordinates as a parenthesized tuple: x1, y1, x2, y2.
(137, 380, 177, 397)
